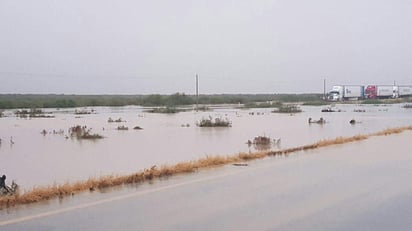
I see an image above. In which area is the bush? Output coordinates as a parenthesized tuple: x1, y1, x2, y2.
(145, 107, 187, 114)
(197, 116, 232, 127)
(272, 105, 302, 113)
(69, 125, 104, 139)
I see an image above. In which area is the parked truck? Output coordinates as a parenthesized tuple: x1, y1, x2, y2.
(397, 85, 412, 98)
(328, 85, 365, 101)
(364, 85, 396, 99)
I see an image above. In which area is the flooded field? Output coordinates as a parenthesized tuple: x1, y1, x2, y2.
(1, 103, 411, 190)
(1, 129, 412, 230)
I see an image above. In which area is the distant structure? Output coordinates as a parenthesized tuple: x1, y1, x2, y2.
(326, 84, 412, 101)
(196, 74, 199, 111)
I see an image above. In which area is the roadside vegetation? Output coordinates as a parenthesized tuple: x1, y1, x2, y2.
(0, 93, 323, 109)
(1, 94, 411, 110)
(1, 125, 412, 208)
(359, 97, 412, 105)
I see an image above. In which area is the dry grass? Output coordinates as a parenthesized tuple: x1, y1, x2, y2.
(371, 126, 412, 136)
(2, 125, 412, 208)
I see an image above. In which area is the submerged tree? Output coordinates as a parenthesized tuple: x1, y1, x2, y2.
(69, 125, 104, 139)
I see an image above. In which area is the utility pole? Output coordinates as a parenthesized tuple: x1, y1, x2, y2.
(196, 74, 199, 112)
(323, 78, 326, 100)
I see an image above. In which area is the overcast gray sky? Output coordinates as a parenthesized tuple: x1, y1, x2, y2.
(1, 0, 411, 94)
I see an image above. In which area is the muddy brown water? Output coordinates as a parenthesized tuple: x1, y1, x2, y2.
(1, 130, 412, 230)
(0, 104, 411, 190)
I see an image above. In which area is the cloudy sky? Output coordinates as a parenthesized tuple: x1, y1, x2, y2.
(1, 0, 411, 94)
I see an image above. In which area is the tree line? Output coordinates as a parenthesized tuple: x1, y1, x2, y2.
(0, 93, 323, 109)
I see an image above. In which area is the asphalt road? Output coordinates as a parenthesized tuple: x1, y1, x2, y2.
(2, 132, 412, 231)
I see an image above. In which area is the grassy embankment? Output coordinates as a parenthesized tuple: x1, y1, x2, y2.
(1, 125, 412, 208)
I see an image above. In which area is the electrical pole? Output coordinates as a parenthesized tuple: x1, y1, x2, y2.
(323, 78, 326, 100)
(196, 74, 199, 112)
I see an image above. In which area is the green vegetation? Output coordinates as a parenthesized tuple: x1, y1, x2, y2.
(108, 117, 125, 123)
(69, 125, 104, 140)
(0, 93, 324, 109)
(3, 93, 410, 110)
(142, 93, 194, 106)
(272, 104, 302, 113)
(145, 107, 188, 114)
(359, 97, 412, 105)
(15, 108, 54, 118)
(194, 105, 211, 111)
(359, 99, 387, 105)
(301, 101, 331, 106)
(197, 116, 232, 127)
(117, 125, 129, 130)
(75, 109, 94, 114)
(243, 101, 282, 108)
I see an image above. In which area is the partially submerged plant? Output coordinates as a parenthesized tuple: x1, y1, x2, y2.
(247, 135, 279, 151)
(194, 105, 211, 111)
(145, 107, 187, 114)
(75, 109, 94, 115)
(0, 180, 19, 197)
(69, 125, 104, 139)
(308, 117, 326, 124)
(272, 105, 302, 113)
(197, 116, 232, 127)
(243, 101, 282, 108)
(251, 136, 271, 145)
(15, 108, 54, 118)
(117, 125, 129, 130)
(108, 117, 125, 123)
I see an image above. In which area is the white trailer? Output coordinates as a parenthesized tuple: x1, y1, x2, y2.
(328, 85, 364, 101)
(377, 85, 395, 98)
(343, 86, 364, 99)
(397, 85, 412, 97)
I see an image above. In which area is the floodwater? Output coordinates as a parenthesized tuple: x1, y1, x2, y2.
(0, 103, 411, 190)
(1, 130, 412, 230)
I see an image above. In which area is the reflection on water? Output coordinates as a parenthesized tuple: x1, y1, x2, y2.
(0, 104, 411, 189)
(247, 140, 281, 151)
